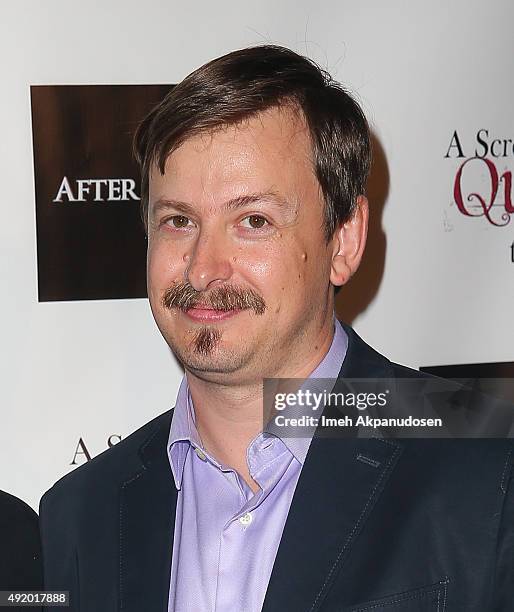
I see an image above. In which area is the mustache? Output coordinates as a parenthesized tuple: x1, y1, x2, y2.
(162, 282, 266, 315)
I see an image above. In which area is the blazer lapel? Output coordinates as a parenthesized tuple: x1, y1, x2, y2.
(262, 324, 405, 612)
(119, 412, 178, 612)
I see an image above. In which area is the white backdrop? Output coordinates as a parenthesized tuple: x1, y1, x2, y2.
(1, 0, 513, 510)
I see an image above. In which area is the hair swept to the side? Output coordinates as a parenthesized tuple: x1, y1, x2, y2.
(134, 44, 371, 242)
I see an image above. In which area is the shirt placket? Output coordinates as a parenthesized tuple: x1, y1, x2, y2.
(212, 435, 291, 612)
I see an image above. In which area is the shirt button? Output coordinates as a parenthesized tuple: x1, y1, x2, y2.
(239, 512, 253, 526)
(194, 447, 207, 461)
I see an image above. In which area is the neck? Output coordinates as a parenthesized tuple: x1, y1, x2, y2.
(185, 313, 336, 490)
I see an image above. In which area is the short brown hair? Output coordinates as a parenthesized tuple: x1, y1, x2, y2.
(134, 44, 371, 242)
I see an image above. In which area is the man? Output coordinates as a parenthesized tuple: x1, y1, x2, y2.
(40, 45, 514, 611)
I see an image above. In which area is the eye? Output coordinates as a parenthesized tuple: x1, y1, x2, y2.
(165, 215, 193, 229)
(240, 215, 269, 229)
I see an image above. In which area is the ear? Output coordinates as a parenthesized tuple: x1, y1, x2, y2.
(330, 195, 369, 287)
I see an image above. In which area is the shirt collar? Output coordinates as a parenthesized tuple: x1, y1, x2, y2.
(167, 314, 348, 488)
(167, 377, 200, 489)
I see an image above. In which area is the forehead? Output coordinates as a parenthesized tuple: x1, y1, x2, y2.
(148, 105, 320, 208)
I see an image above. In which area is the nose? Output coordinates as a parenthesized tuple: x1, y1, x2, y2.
(184, 228, 234, 292)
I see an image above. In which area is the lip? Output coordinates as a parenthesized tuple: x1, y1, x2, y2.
(184, 307, 242, 322)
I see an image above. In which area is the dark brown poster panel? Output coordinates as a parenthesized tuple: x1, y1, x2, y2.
(31, 84, 172, 301)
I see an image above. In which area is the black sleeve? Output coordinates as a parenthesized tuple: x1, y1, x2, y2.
(492, 449, 514, 610)
(0, 490, 43, 611)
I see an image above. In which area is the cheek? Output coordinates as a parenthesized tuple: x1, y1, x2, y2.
(146, 240, 184, 292)
(280, 245, 330, 304)
(228, 244, 284, 316)
(241, 242, 309, 308)
(240, 253, 274, 280)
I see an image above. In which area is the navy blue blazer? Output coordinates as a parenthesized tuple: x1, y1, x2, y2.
(40, 324, 514, 610)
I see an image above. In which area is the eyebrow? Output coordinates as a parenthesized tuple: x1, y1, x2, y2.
(151, 191, 293, 217)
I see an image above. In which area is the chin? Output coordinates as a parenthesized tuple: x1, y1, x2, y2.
(171, 340, 245, 374)
(182, 353, 250, 378)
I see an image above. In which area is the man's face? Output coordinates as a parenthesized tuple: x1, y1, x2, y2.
(147, 105, 337, 384)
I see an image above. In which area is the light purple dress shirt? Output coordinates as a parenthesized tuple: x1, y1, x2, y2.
(167, 316, 348, 612)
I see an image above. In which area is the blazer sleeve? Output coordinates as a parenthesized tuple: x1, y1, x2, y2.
(0, 490, 43, 612)
(492, 448, 514, 609)
(39, 485, 80, 612)
(0, 490, 42, 590)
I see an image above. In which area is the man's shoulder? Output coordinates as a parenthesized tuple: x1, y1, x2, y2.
(339, 321, 514, 454)
(40, 408, 174, 512)
(0, 491, 42, 589)
(339, 321, 431, 381)
(0, 490, 38, 526)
